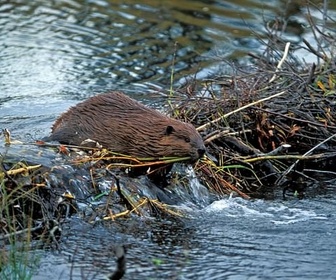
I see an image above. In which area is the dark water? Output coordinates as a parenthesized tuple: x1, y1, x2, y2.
(1, 0, 336, 279)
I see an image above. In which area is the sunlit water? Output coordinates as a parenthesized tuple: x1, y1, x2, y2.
(1, 0, 336, 279)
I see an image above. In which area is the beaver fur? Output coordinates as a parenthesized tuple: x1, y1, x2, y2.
(48, 91, 205, 162)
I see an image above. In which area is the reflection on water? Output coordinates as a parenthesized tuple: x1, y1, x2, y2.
(1, 0, 335, 103)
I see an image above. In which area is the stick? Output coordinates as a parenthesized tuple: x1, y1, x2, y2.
(197, 90, 287, 132)
(269, 42, 291, 83)
(275, 133, 336, 186)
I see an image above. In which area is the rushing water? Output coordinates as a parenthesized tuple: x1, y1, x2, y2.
(32, 197, 336, 279)
(1, 0, 336, 279)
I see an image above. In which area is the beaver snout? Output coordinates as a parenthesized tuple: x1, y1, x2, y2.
(198, 148, 206, 158)
(190, 146, 206, 162)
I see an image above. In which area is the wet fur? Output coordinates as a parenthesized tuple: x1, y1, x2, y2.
(49, 91, 205, 161)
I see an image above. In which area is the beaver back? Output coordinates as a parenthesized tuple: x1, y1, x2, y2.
(49, 91, 205, 162)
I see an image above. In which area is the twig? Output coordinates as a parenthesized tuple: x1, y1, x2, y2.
(0, 225, 43, 241)
(204, 129, 253, 144)
(4, 164, 42, 176)
(301, 62, 316, 93)
(275, 133, 336, 186)
(269, 42, 291, 83)
(253, 106, 336, 130)
(302, 38, 325, 60)
(244, 151, 336, 163)
(197, 90, 287, 132)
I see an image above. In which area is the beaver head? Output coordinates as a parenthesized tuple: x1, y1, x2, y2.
(127, 118, 206, 162)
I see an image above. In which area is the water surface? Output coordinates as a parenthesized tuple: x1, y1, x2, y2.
(32, 197, 336, 279)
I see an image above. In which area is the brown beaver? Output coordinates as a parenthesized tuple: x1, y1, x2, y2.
(48, 91, 205, 162)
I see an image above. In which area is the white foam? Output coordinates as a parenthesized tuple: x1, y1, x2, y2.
(204, 197, 328, 224)
(270, 208, 328, 225)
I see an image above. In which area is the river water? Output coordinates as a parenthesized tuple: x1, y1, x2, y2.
(1, 0, 336, 279)
(32, 197, 336, 279)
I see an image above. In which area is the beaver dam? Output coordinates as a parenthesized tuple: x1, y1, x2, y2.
(1, 18, 336, 254)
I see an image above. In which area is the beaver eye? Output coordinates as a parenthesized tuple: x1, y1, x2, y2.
(185, 137, 190, 143)
(165, 125, 175, 135)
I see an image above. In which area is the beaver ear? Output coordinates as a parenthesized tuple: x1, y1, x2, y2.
(165, 125, 175, 135)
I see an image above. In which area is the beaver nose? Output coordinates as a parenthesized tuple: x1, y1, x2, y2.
(197, 148, 206, 158)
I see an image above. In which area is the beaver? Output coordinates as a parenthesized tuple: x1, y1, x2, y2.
(47, 91, 205, 162)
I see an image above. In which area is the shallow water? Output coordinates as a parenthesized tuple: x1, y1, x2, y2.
(31, 197, 336, 279)
(1, 0, 336, 279)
